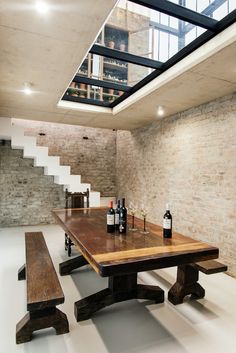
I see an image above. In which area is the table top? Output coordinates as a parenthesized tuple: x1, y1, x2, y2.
(52, 207, 219, 277)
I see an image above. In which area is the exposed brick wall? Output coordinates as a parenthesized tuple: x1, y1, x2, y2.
(1, 93, 235, 277)
(116, 93, 236, 277)
(14, 120, 117, 197)
(0, 141, 64, 227)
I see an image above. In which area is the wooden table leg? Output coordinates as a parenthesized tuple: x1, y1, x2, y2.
(168, 264, 205, 305)
(74, 273, 164, 321)
(59, 255, 88, 275)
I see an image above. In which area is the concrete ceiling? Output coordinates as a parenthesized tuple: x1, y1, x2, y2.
(0, 1, 235, 131)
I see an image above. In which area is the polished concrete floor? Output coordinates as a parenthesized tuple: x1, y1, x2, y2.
(1, 224, 236, 353)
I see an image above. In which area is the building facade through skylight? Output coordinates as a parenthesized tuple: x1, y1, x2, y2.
(62, 0, 236, 108)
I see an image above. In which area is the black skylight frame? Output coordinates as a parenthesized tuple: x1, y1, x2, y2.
(62, 0, 236, 108)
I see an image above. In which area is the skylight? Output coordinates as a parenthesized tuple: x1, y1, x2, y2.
(61, 0, 236, 109)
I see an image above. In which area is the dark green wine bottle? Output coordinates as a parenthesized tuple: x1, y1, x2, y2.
(119, 198, 127, 234)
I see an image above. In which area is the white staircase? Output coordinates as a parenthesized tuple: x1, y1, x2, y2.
(0, 117, 100, 206)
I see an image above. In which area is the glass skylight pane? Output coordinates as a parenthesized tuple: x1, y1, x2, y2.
(159, 32, 169, 62)
(73, 0, 210, 107)
(197, 0, 208, 13)
(169, 35, 178, 57)
(169, 0, 233, 21)
(170, 0, 195, 10)
(63, 0, 235, 108)
(65, 83, 125, 105)
(213, 2, 228, 20)
(185, 27, 197, 46)
(170, 16, 179, 28)
(160, 13, 169, 25)
(77, 54, 154, 87)
(229, 0, 236, 11)
(197, 26, 206, 37)
(95, 0, 205, 62)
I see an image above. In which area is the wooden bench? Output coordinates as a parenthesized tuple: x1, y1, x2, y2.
(195, 260, 227, 274)
(168, 260, 227, 305)
(16, 232, 69, 344)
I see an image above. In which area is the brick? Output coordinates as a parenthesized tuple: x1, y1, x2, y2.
(0, 142, 65, 226)
(116, 93, 236, 278)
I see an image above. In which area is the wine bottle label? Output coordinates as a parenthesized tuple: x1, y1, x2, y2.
(115, 214, 119, 225)
(163, 218, 171, 229)
(107, 214, 114, 225)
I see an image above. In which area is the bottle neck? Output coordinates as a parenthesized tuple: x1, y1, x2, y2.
(109, 201, 113, 209)
(122, 198, 125, 208)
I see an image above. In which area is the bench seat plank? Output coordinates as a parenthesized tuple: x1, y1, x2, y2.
(26, 232, 64, 311)
(195, 260, 227, 274)
(16, 232, 69, 344)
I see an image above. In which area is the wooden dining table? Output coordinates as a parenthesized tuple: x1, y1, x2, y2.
(52, 207, 219, 322)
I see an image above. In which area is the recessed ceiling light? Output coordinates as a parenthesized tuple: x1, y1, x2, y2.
(36, 2, 49, 14)
(23, 83, 33, 95)
(157, 105, 165, 117)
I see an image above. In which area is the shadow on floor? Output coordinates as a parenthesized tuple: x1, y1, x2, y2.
(24, 328, 68, 353)
(147, 269, 175, 289)
(70, 266, 189, 353)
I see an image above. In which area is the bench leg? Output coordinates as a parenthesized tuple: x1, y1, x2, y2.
(168, 264, 205, 305)
(74, 273, 164, 321)
(65, 233, 68, 251)
(18, 264, 26, 280)
(68, 237, 73, 257)
(65, 233, 74, 256)
(16, 307, 69, 344)
(59, 255, 88, 275)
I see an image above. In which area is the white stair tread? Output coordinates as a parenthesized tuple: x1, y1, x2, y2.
(2, 117, 100, 205)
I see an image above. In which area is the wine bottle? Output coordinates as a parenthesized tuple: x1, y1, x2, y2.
(115, 200, 120, 231)
(163, 203, 172, 238)
(119, 198, 127, 234)
(107, 201, 115, 233)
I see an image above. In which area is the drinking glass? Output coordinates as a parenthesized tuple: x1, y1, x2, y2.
(140, 205, 149, 234)
(129, 202, 137, 231)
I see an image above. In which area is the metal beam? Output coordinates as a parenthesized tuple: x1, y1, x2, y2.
(90, 44, 163, 70)
(184, 0, 227, 34)
(213, 9, 236, 31)
(62, 94, 112, 107)
(129, 0, 218, 30)
(73, 75, 131, 92)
